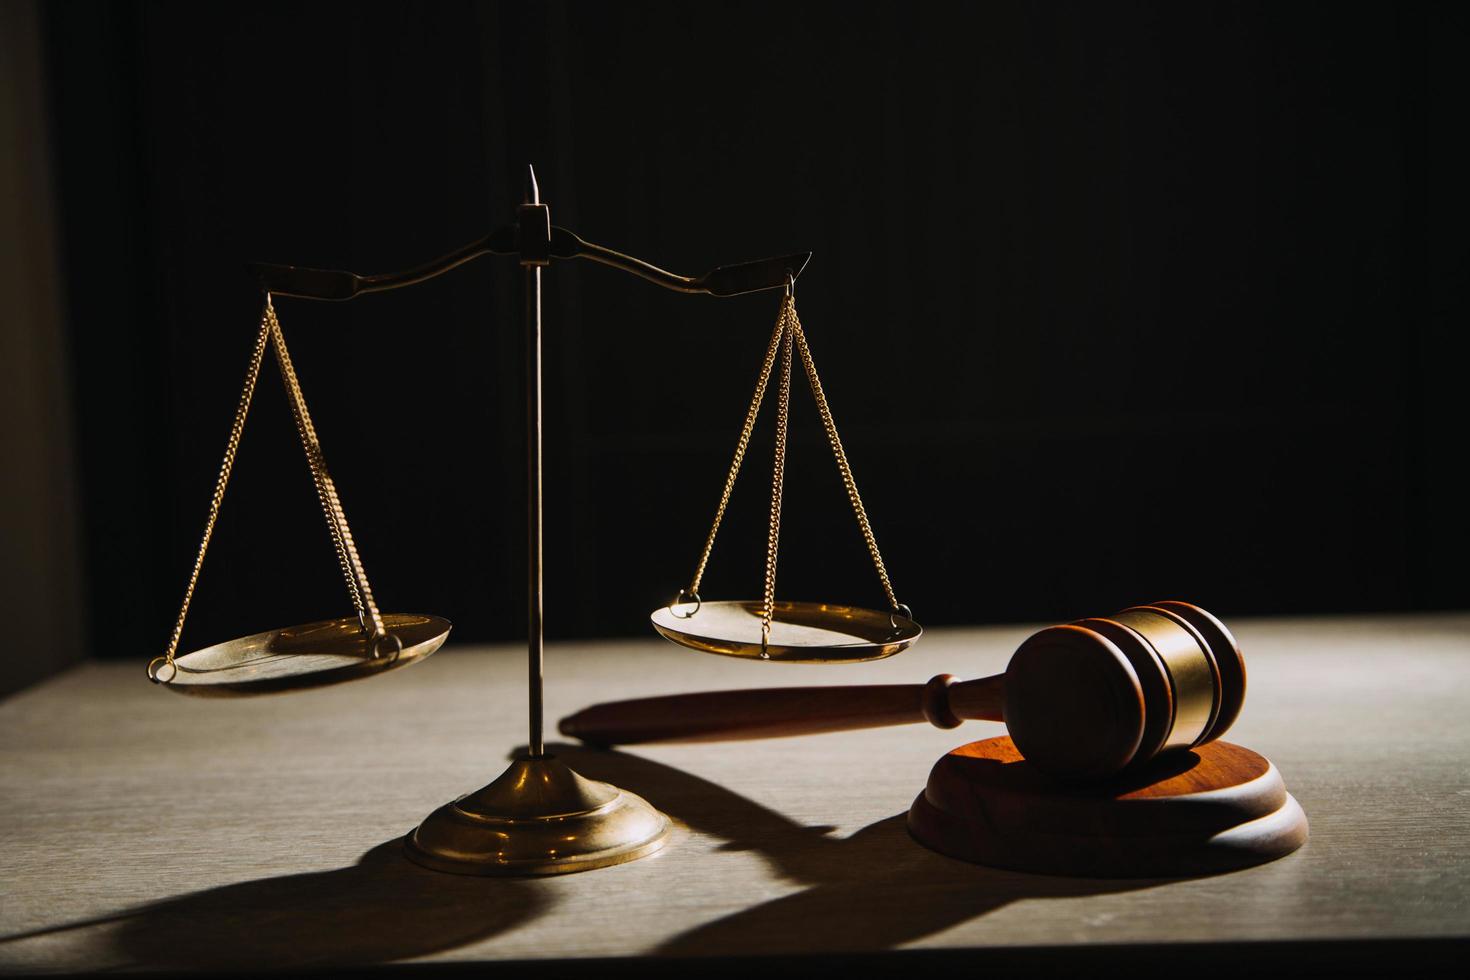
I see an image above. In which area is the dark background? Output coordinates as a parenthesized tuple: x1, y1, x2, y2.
(36, 0, 1468, 658)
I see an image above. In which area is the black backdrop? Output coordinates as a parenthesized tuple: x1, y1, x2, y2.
(42, 1, 1466, 657)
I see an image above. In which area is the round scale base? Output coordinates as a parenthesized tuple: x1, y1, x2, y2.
(405, 755, 669, 876)
(651, 599, 920, 663)
(909, 736, 1307, 878)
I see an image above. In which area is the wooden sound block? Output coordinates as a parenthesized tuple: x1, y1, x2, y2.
(908, 736, 1307, 878)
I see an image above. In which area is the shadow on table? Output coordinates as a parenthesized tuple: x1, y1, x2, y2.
(551, 741, 1183, 956)
(4, 744, 1190, 968)
(0, 838, 548, 971)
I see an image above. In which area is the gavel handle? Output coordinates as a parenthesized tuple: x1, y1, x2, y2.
(557, 673, 1006, 745)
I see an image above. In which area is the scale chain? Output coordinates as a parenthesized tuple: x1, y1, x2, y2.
(761, 301, 795, 648)
(264, 297, 387, 643)
(684, 302, 789, 599)
(150, 302, 273, 682)
(147, 298, 392, 684)
(790, 306, 901, 612)
(675, 293, 906, 653)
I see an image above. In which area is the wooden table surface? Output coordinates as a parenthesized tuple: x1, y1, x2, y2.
(2, 615, 1467, 974)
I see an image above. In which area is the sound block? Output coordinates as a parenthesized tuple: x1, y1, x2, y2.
(908, 736, 1307, 878)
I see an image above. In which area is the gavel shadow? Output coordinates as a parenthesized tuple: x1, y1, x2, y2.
(0, 838, 550, 971)
(3, 746, 1207, 968)
(550, 742, 1190, 957)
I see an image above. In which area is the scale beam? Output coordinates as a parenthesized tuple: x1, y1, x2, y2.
(554, 229, 810, 297)
(249, 227, 809, 301)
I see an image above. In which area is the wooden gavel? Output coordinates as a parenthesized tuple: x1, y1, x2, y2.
(560, 601, 1246, 780)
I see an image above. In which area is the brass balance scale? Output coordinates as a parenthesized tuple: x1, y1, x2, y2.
(148, 167, 919, 875)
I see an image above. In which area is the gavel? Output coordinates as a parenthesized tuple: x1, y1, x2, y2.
(560, 601, 1246, 780)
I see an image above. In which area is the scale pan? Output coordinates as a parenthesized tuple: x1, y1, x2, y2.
(650, 600, 920, 663)
(156, 613, 451, 696)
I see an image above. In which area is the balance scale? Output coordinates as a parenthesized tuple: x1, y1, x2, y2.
(147, 166, 918, 875)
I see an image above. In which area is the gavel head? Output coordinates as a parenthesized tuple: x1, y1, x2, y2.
(1002, 601, 1246, 781)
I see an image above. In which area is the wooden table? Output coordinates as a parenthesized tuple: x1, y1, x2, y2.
(2, 616, 1467, 975)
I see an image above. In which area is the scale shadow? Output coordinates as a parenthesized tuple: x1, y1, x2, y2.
(550, 742, 1186, 957)
(5, 745, 1196, 969)
(1, 839, 550, 972)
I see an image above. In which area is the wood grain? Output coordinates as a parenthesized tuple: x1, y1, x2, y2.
(1, 614, 1467, 973)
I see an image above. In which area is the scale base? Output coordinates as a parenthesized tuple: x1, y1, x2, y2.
(404, 754, 669, 876)
(909, 736, 1307, 878)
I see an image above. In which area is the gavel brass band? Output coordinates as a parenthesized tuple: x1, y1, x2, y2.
(1003, 602, 1244, 779)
